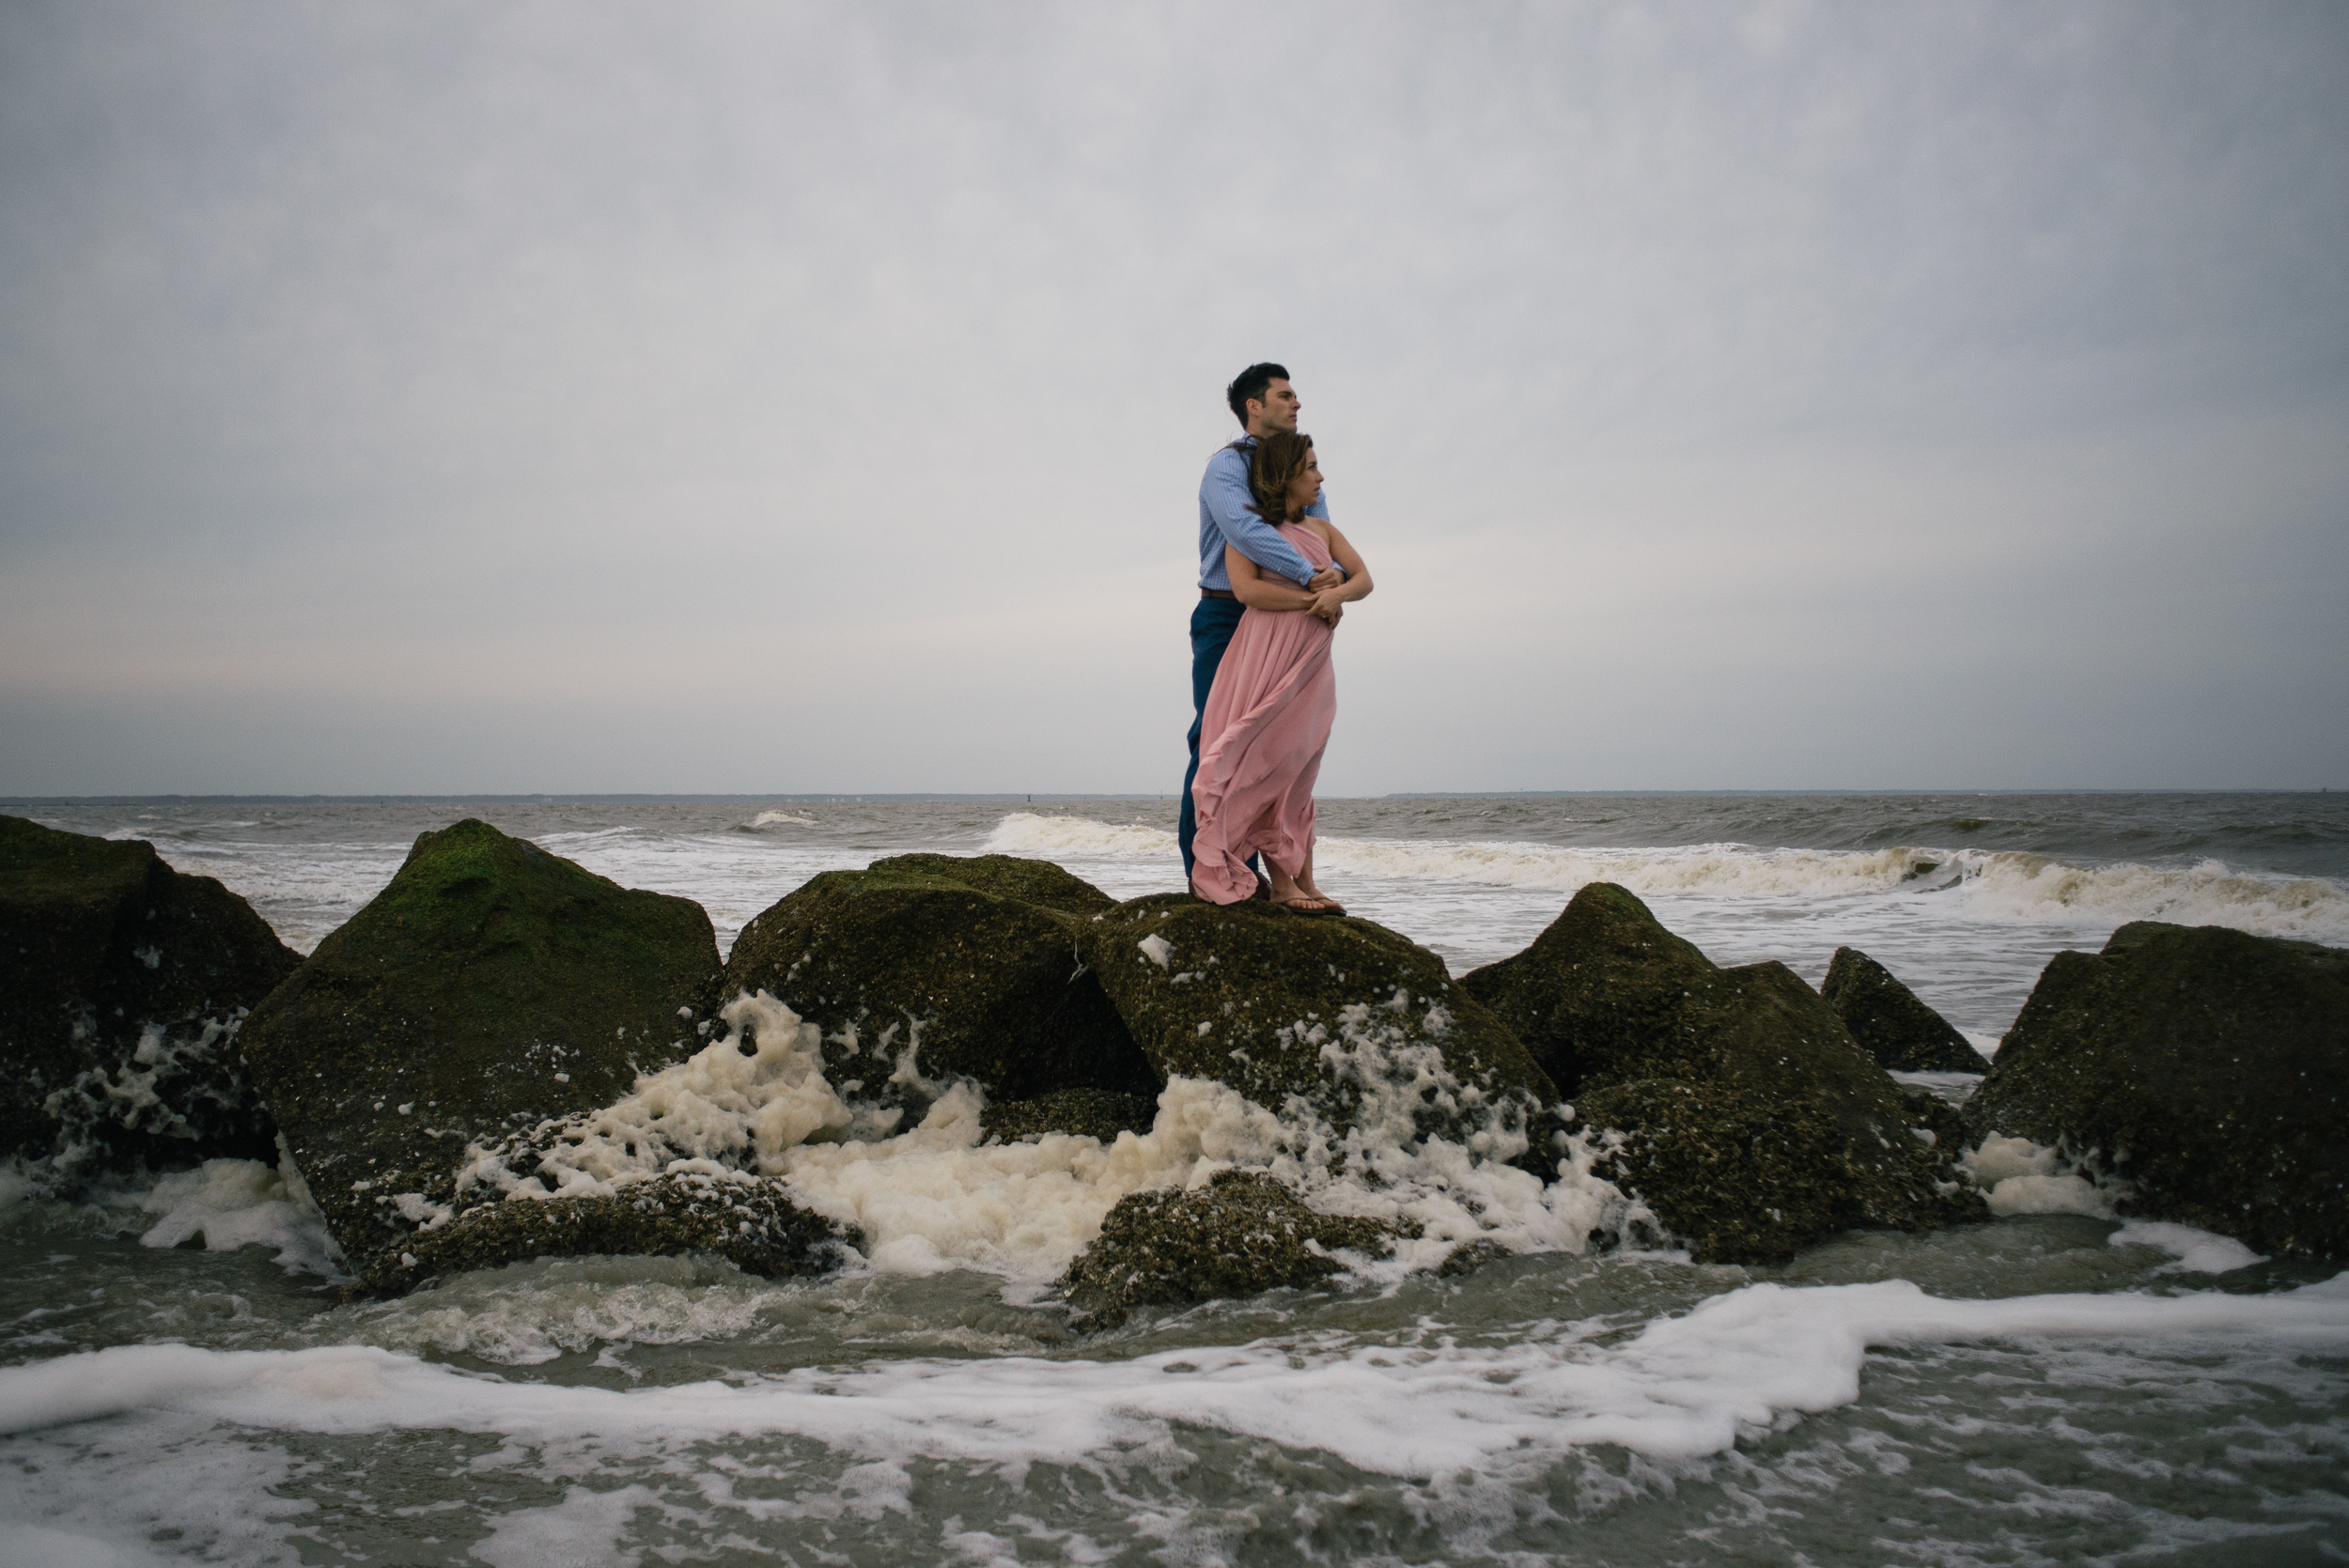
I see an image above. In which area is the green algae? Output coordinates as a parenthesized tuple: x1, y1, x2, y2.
(1061, 1169, 1408, 1328)
(361, 1171, 857, 1296)
(721, 858, 1157, 1112)
(1468, 883, 1983, 1264)
(1964, 923, 2348, 1259)
(1083, 893, 1558, 1157)
(237, 818, 723, 1281)
(981, 1087, 1159, 1144)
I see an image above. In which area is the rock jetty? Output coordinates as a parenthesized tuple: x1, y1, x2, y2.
(88, 815, 2324, 1306)
(1463, 882, 1983, 1264)
(1963, 921, 2346, 1259)
(237, 818, 852, 1293)
(1, 815, 299, 1180)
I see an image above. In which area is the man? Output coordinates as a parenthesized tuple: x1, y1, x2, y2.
(1180, 362, 1348, 881)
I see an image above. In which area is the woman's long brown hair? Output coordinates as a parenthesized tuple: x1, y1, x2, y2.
(1247, 432, 1315, 522)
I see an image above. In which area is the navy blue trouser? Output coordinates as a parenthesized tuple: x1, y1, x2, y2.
(1179, 595, 1259, 879)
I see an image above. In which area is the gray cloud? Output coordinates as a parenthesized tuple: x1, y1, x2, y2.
(3, 0, 2343, 792)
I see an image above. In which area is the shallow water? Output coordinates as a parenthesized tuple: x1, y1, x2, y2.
(4, 792, 2345, 1565)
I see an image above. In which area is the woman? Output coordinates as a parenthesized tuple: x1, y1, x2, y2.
(1188, 431, 1374, 913)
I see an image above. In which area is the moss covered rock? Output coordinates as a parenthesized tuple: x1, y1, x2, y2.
(1962, 923, 2348, 1259)
(1464, 883, 1983, 1264)
(982, 1088, 1158, 1145)
(1457, 881, 1719, 1094)
(1822, 946, 1990, 1073)
(1060, 1169, 1407, 1328)
(237, 818, 775, 1286)
(358, 1169, 853, 1296)
(862, 853, 1116, 918)
(1, 815, 299, 1179)
(720, 855, 1158, 1122)
(1082, 894, 1560, 1164)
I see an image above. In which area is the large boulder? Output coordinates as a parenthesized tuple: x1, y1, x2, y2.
(1456, 881, 1719, 1094)
(719, 854, 1159, 1125)
(1821, 946, 1990, 1073)
(1083, 895, 1559, 1164)
(1463, 883, 1983, 1264)
(1060, 1169, 1408, 1329)
(1962, 922, 2348, 1259)
(1, 815, 299, 1179)
(240, 818, 850, 1292)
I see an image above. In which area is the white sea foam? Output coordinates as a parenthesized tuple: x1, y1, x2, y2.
(1961, 1134, 2123, 1219)
(0, 1522, 174, 1568)
(3, 1277, 2341, 1478)
(2108, 1219, 2268, 1275)
(448, 991, 1624, 1286)
(981, 815, 2349, 944)
(326, 1255, 788, 1366)
(124, 1156, 347, 1279)
(470, 1483, 660, 1568)
(747, 809, 817, 828)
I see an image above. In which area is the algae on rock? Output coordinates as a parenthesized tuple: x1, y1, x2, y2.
(1821, 946, 1990, 1073)
(1464, 883, 1983, 1264)
(1, 815, 299, 1178)
(235, 818, 837, 1292)
(982, 1088, 1159, 1145)
(1060, 1169, 1408, 1328)
(358, 1168, 854, 1296)
(1963, 922, 2347, 1259)
(720, 854, 1159, 1124)
(1082, 894, 1561, 1168)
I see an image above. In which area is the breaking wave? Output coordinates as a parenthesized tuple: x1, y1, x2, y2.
(5, 1274, 2343, 1472)
(982, 814, 2349, 943)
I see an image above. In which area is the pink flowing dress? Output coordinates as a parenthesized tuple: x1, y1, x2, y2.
(1190, 520, 1338, 905)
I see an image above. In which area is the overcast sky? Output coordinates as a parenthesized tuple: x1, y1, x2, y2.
(3, 0, 2343, 795)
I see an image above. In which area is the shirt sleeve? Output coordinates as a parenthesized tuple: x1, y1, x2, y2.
(1203, 451, 1321, 587)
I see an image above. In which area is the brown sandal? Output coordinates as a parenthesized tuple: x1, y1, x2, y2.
(1274, 894, 1341, 917)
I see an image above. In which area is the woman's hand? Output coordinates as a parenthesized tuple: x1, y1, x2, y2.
(1308, 587, 1346, 625)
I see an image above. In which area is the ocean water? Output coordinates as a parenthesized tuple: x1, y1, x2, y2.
(3, 792, 2346, 1567)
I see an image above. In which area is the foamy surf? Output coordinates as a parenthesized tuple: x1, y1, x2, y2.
(982, 813, 2349, 944)
(450, 992, 1630, 1287)
(4, 1276, 2343, 1469)
(14, 793, 2345, 1565)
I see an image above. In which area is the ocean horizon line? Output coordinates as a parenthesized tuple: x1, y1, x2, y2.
(3, 786, 2335, 805)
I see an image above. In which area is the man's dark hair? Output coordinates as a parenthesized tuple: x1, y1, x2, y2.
(1225, 363, 1291, 428)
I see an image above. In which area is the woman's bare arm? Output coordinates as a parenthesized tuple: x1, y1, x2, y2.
(1304, 521, 1372, 619)
(1225, 545, 1320, 613)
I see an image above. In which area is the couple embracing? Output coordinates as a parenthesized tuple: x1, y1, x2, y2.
(1178, 363, 1374, 915)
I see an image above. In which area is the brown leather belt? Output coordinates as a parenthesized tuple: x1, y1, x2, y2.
(1201, 587, 1237, 600)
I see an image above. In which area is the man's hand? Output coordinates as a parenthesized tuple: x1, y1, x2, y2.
(1307, 587, 1346, 625)
(1306, 566, 1345, 593)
